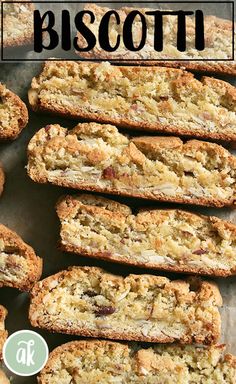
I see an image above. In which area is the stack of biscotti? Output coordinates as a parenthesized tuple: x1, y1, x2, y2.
(0, 224, 42, 290)
(1, 0, 34, 48)
(76, 4, 236, 76)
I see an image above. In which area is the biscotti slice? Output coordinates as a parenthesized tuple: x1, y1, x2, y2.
(28, 61, 236, 141)
(77, 4, 236, 76)
(0, 167, 5, 196)
(0, 224, 42, 291)
(38, 340, 236, 384)
(27, 123, 236, 208)
(0, 370, 10, 384)
(0, 306, 7, 360)
(2, 0, 34, 48)
(29, 266, 222, 345)
(56, 194, 236, 277)
(0, 83, 28, 140)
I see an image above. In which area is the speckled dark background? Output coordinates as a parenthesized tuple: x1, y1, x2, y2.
(0, 1, 235, 382)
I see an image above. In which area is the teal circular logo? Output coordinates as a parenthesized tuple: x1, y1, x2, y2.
(3, 330, 49, 376)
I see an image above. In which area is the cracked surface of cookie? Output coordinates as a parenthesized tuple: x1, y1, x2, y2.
(38, 340, 236, 384)
(28, 61, 236, 141)
(0, 224, 42, 291)
(0, 83, 28, 140)
(0, 306, 7, 360)
(29, 266, 222, 345)
(76, 4, 236, 75)
(1, 0, 34, 48)
(27, 123, 236, 207)
(56, 194, 236, 277)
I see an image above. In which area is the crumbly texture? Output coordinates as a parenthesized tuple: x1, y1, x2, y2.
(27, 122, 236, 208)
(57, 194, 236, 277)
(77, 4, 236, 76)
(0, 370, 9, 384)
(29, 266, 222, 345)
(0, 306, 7, 360)
(0, 83, 28, 140)
(1, 0, 34, 48)
(28, 61, 236, 141)
(0, 167, 4, 196)
(38, 340, 236, 384)
(0, 224, 42, 291)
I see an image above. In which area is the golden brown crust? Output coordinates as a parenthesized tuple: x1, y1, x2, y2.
(0, 224, 42, 291)
(27, 123, 236, 208)
(0, 83, 28, 140)
(0, 306, 7, 360)
(56, 193, 236, 277)
(29, 266, 222, 345)
(28, 61, 236, 142)
(77, 4, 236, 76)
(2, 0, 34, 48)
(0, 166, 5, 196)
(38, 340, 236, 384)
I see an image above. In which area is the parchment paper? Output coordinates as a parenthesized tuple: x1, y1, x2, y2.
(0, 1, 235, 382)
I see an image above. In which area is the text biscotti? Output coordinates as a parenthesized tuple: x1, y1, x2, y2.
(0, 224, 42, 290)
(27, 123, 236, 207)
(28, 61, 236, 141)
(29, 266, 222, 345)
(0, 306, 7, 360)
(76, 4, 236, 76)
(38, 340, 236, 384)
(57, 194, 236, 277)
(0, 83, 28, 140)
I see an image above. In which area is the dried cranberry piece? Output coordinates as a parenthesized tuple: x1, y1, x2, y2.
(94, 306, 116, 316)
(193, 249, 208, 255)
(102, 166, 116, 179)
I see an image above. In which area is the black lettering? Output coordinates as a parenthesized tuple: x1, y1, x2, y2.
(176, 11, 193, 51)
(123, 11, 147, 51)
(74, 11, 96, 51)
(195, 10, 205, 50)
(98, 11, 120, 52)
(145, 10, 163, 51)
(61, 10, 71, 51)
(34, 10, 59, 53)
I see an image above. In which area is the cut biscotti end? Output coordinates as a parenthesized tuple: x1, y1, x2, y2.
(27, 122, 236, 208)
(56, 193, 236, 277)
(29, 266, 222, 345)
(0, 306, 7, 360)
(0, 83, 28, 140)
(2, 0, 34, 48)
(77, 4, 236, 76)
(38, 340, 236, 384)
(0, 224, 42, 291)
(28, 61, 236, 141)
(0, 370, 10, 384)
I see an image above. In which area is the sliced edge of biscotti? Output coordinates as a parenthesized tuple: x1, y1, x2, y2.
(28, 61, 236, 142)
(0, 83, 28, 140)
(56, 193, 236, 277)
(38, 340, 236, 384)
(0, 224, 42, 291)
(0, 306, 7, 360)
(29, 266, 222, 345)
(27, 122, 236, 208)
